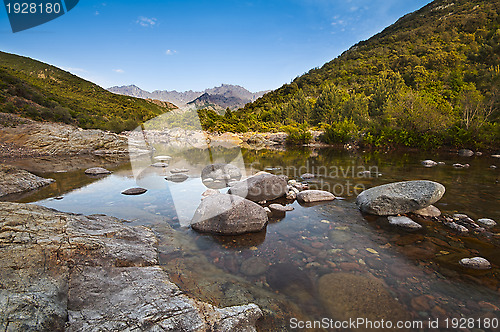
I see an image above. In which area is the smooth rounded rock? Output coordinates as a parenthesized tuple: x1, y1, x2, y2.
(458, 149, 474, 157)
(268, 203, 294, 217)
(165, 173, 189, 182)
(170, 168, 189, 174)
(421, 160, 437, 167)
(297, 190, 335, 203)
(121, 187, 147, 195)
(459, 257, 491, 270)
(228, 173, 288, 202)
(412, 205, 441, 217)
(151, 162, 169, 168)
(84, 167, 112, 175)
(190, 194, 268, 235)
(301, 173, 315, 179)
(355, 180, 445, 216)
(154, 155, 172, 161)
(477, 218, 497, 227)
(388, 216, 422, 230)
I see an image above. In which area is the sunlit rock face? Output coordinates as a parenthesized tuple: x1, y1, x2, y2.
(0, 202, 262, 331)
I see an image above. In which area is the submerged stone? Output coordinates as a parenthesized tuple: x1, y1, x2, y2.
(412, 205, 441, 217)
(477, 218, 497, 227)
(388, 216, 422, 230)
(318, 273, 409, 329)
(356, 180, 445, 216)
(459, 257, 491, 270)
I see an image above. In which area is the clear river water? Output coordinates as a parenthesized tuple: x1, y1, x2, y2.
(2, 147, 499, 331)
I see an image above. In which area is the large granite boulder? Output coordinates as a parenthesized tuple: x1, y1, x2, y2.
(228, 173, 287, 202)
(0, 164, 54, 197)
(356, 180, 445, 216)
(0, 202, 262, 331)
(191, 194, 268, 235)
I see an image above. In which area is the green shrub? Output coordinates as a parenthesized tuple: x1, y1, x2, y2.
(321, 118, 360, 144)
(284, 123, 312, 145)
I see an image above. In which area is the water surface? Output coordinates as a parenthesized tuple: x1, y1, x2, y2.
(4, 147, 499, 331)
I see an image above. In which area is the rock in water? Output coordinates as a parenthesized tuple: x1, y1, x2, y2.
(458, 149, 474, 157)
(228, 173, 287, 202)
(0, 164, 54, 197)
(268, 203, 294, 218)
(318, 273, 409, 329)
(165, 173, 189, 182)
(301, 173, 315, 179)
(355, 180, 445, 216)
(412, 205, 441, 217)
(0, 202, 262, 331)
(240, 257, 269, 276)
(170, 168, 189, 173)
(477, 218, 497, 227)
(388, 216, 422, 230)
(154, 155, 172, 161)
(190, 194, 268, 235)
(297, 190, 335, 203)
(201, 163, 242, 189)
(459, 257, 491, 270)
(421, 160, 438, 167)
(151, 162, 169, 168)
(121, 187, 147, 195)
(84, 167, 112, 175)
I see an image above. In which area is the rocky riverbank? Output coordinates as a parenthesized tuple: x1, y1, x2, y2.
(0, 113, 128, 157)
(0, 202, 262, 331)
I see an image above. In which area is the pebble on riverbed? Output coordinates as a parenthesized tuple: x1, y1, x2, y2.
(84, 167, 112, 175)
(268, 203, 294, 218)
(412, 205, 441, 217)
(121, 187, 147, 195)
(477, 218, 497, 227)
(459, 257, 491, 270)
(151, 162, 169, 168)
(421, 160, 438, 167)
(165, 173, 189, 182)
(387, 216, 423, 230)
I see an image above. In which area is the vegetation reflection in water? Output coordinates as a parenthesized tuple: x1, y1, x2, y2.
(11, 147, 500, 330)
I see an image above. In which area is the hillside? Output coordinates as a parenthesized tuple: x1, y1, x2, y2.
(187, 92, 250, 112)
(232, 0, 500, 148)
(0, 51, 176, 133)
(108, 84, 268, 110)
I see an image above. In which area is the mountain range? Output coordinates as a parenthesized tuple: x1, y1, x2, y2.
(107, 84, 269, 111)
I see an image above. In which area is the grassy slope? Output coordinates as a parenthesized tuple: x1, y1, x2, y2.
(228, 0, 500, 148)
(0, 51, 176, 132)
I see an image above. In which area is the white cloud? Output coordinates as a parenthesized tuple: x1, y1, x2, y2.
(136, 16, 157, 27)
(165, 49, 177, 56)
(113, 69, 125, 74)
(95, 11, 99, 15)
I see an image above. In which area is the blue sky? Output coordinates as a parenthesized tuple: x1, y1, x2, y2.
(0, 0, 432, 92)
